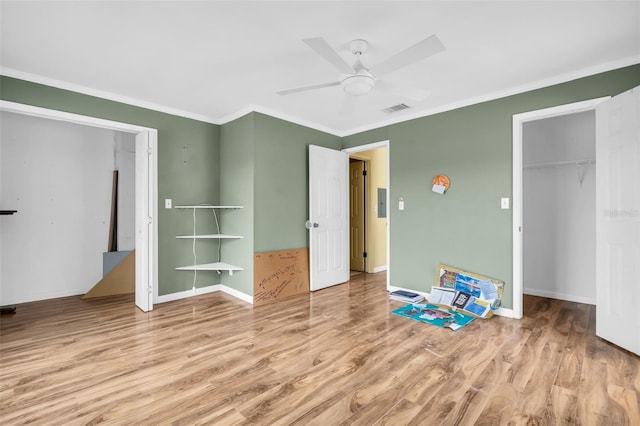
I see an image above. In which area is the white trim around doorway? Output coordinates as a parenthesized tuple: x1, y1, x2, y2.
(0, 100, 159, 311)
(511, 97, 609, 319)
(343, 140, 390, 289)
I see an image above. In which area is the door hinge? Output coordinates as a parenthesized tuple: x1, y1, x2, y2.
(363, 170, 367, 176)
(147, 216, 152, 224)
(147, 147, 152, 156)
(363, 251, 367, 258)
(148, 285, 152, 294)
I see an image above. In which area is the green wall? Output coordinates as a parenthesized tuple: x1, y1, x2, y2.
(219, 114, 255, 296)
(253, 113, 341, 253)
(0, 76, 221, 296)
(3, 64, 639, 307)
(217, 112, 342, 296)
(343, 64, 640, 309)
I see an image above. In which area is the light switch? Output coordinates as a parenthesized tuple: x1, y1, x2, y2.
(501, 197, 509, 209)
(399, 200, 405, 210)
(165, 199, 172, 209)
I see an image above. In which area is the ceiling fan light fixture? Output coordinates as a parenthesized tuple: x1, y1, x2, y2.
(342, 73, 375, 96)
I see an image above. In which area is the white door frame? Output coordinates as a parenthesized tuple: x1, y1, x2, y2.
(512, 97, 609, 319)
(343, 140, 390, 289)
(0, 100, 159, 311)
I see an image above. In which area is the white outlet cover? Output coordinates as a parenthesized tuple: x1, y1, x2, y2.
(501, 197, 509, 209)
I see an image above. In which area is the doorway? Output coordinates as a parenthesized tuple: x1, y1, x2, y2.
(522, 110, 596, 305)
(344, 141, 389, 287)
(512, 97, 608, 319)
(349, 158, 366, 272)
(0, 101, 158, 312)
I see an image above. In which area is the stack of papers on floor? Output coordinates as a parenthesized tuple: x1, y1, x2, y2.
(389, 290, 424, 303)
(429, 263, 504, 319)
(392, 303, 475, 331)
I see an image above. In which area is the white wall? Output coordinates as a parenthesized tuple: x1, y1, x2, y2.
(0, 112, 134, 304)
(523, 110, 596, 304)
(114, 132, 135, 251)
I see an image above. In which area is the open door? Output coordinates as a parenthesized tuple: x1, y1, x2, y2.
(349, 160, 366, 272)
(135, 130, 153, 311)
(308, 145, 349, 291)
(595, 86, 639, 355)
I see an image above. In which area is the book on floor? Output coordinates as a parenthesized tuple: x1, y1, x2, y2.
(389, 289, 424, 303)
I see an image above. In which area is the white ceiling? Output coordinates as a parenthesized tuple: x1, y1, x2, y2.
(1, 1, 639, 136)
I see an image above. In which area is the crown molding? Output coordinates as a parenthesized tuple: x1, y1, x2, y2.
(340, 55, 640, 137)
(0, 67, 220, 125)
(3, 55, 638, 138)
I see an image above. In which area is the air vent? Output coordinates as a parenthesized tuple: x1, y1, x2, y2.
(381, 103, 410, 114)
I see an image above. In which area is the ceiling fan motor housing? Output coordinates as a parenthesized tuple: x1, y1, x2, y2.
(342, 71, 375, 95)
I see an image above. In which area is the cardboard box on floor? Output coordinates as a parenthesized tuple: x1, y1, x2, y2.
(429, 263, 504, 319)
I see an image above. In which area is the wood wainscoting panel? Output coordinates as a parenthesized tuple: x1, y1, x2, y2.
(254, 248, 309, 304)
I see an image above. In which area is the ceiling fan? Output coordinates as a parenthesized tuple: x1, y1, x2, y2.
(277, 35, 445, 111)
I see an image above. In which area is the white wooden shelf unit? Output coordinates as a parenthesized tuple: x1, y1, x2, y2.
(175, 205, 243, 275)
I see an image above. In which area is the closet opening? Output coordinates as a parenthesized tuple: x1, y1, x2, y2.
(522, 110, 596, 306)
(512, 96, 608, 319)
(0, 101, 158, 312)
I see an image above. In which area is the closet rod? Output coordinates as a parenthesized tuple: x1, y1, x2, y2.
(524, 158, 595, 170)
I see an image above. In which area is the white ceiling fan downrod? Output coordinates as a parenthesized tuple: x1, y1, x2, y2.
(342, 39, 375, 96)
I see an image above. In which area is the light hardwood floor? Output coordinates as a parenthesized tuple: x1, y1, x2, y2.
(1, 272, 638, 425)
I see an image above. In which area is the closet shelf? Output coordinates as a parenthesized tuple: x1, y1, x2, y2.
(176, 234, 243, 239)
(524, 159, 595, 170)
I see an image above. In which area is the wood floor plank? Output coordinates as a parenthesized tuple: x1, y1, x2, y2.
(372, 398, 423, 426)
(1, 274, 638, 425)
(474, 382, 520, 426)
(554, 301, 590, 391)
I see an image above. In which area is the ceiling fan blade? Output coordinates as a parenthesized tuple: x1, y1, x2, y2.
(277, 81, 341, 96)
(303, 37, 354, 75)
(376, 80, 431, 102)
(373, 35, 445, 76)
(339, 94, 358, 115)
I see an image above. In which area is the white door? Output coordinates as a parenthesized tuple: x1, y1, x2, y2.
(135, 130, 152, 312)
(308, 145, 349, 291)
(595, 86, 639, 355)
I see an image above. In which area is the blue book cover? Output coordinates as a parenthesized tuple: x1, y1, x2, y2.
(390, 290, 420, 298)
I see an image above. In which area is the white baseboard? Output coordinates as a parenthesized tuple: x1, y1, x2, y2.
(155, 284, 221, 303)
(524, 287, 595, 305)
(4, 287, 91, 305)
(373, 265, 388, 273)
(219, 284, 253, 304)
(493, 307, 515, 318)
(155, 284, 253, 305)
(386, 284, 430, 298)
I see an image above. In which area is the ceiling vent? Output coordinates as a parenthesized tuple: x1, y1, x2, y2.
(381, 103, 410, 114)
